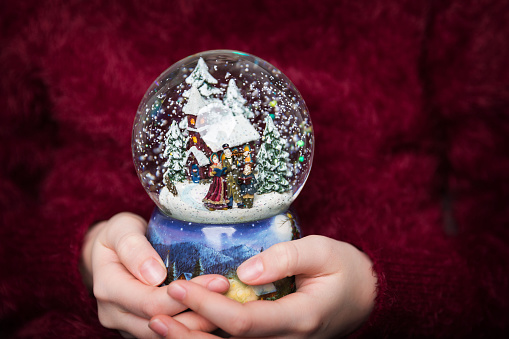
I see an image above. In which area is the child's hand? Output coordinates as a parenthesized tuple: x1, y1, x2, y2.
(148, 235, 377, 339)
(81, 212, 230, 338)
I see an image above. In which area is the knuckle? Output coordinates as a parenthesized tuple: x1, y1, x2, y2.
(194, 315, 214, 332)
(271, 242, 299, 276)
(97, 305, 115, 329)
(93, 280, 109, 302)
(305, 234, 323, 243)
(295, 314, 322, 335)
(304, 235, 333, 261)
(116, 232, 144, 257)
(139, 297, 161, 318)
(228, 312, 254, 336)
(140, 301, 156, 318)
(111, 212, 142, 223)
(139, 289, 170, 317)
(108, 213, 146, 234)
(189, 295, 205, 316)
(305, 235, 328, 250)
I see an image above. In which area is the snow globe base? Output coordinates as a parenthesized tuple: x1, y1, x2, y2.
(146, 207, 301, 303)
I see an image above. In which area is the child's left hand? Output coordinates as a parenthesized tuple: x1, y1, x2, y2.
(81, 212, 230, 338)
(148, 235, 378, 339)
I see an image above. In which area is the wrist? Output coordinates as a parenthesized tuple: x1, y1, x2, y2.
(80, 220, 107, 290)
(349, 247, 378, 333)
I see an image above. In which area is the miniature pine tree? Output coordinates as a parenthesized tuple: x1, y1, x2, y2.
(183, 57, 222, 98)
(256, 116, 291, 194)
(192, 257, 204, 278)
(181, 58, 222, 159)
(224, 78, 254, 119)
(178, 117, 189, 136)
(182, 85, 207, 116)
(163, 120, 188, 195)
(165, 261, 177, 285)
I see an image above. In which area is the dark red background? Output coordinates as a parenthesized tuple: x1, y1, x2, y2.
(1, 0, 508, 337)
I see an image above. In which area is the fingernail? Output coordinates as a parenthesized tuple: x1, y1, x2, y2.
(149, 318, 168, 337)
(140, 258, 166, 286)
(207, 277, 230, 292)
(237, 257, 263, 281)
(168, 282, 187, 300)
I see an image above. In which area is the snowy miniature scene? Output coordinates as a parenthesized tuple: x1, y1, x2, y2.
(147, 208, 301, 302)
(133, 50, 314, 224)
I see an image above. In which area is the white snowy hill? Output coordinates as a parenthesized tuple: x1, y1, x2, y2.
(159, 182, 292, 224)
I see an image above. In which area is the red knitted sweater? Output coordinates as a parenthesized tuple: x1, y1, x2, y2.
(1, 0, 508, 337)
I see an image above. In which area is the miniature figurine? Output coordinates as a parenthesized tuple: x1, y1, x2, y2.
(190, 164, 200, 183)
(231, 147, 241, 167)
(238, 162, 257, 208)
(202, 153, 228, 210)
(242, 144, 253, 164)
(221, 144, 242, 209)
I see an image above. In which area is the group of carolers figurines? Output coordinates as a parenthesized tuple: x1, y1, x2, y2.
(203, 143, 257, 211)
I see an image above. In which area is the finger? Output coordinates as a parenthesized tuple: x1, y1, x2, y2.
(118, 330, 135, 338)
(117, 315, 164, 339)
(94, 259, 229, 319)
(98, 303, 161, 339)
(167, 280, 318, 337)
(152, 313, 282, 339)
(237, 235, 337, 285)
(99, 298, 221, 338)
(100, 293, 221, 337)
(190, 274, 230, 294)
(149, 315, 219, 339)
(172, 311, 218, 333)
(102, 212, 167, 286)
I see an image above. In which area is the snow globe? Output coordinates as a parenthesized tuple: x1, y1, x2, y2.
(132, 50, 313, 302)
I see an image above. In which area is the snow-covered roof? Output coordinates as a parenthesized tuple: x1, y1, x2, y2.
(196, 102, 260, 152)
(186, 146, 210, 167)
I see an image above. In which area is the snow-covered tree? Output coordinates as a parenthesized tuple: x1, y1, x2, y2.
(163, 120, 188, 195)
(256, 116, 291, 194)
(183, 57, 222, 98)
(182, 85, 207, 116)
(180, 57, 221, 177)
(224, 78, 254, 119)
(178, 117, 189, 136)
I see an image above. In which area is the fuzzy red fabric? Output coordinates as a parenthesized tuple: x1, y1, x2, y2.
(1, 0, 508, 338)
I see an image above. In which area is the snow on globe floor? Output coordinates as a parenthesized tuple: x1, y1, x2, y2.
(159, 182, 292, 224)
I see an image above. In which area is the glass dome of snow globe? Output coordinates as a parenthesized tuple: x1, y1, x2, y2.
(132, 50, 314, 224)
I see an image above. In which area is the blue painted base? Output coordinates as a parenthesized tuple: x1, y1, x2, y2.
(147, 208, 301, 302)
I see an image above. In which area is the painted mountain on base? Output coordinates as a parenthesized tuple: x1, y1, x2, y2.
(153, 242, 260, 277)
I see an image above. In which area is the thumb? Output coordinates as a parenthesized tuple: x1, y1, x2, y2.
(104, 212, 167, 286)
(236, 235, 335, 285)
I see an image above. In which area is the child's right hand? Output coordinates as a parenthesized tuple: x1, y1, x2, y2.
(80, 212, 230, 338)
(149, 235, 377, 339)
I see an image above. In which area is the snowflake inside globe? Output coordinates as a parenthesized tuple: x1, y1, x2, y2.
(132, 50, 314, 224)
